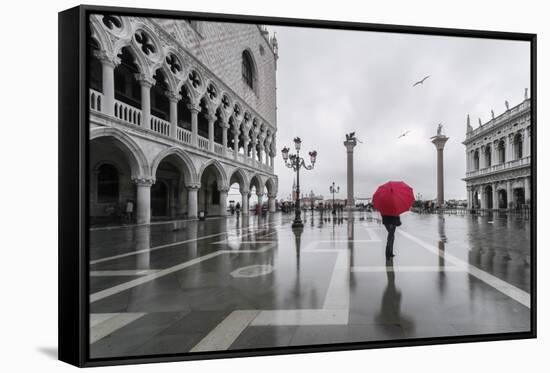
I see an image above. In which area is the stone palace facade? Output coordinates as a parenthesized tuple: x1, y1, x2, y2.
(89, 15, 279, 224)
(463, 93, 531, 210)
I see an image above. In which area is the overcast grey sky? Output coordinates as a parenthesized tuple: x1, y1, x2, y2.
(268, 25, 530, 202)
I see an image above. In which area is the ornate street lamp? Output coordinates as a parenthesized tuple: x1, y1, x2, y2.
(329, 182, 340, 215)
(282, 137, 317, 228)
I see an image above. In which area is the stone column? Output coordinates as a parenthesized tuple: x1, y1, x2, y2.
(506, 134, 514, 162)
(257, 192, 264, 211)
(241, 189, 250, 215)
(268, 193, 277, 212)
(167, 92, 181, 140)
(506, 180, 512, 209)
(218, 187, 228, 216)
(431, 135, 450, 208)
(526, 127, 531, 157)
(186, 183, 200, 219)
(136, 74, 154, 130)
(134, 178, 154, 224)
(98, 52, 118, 116)
(480, 185, 487, 209)
(492, 183, 499, 210)
(521, 128, 529, 158)
(466, 187, 471, 209)
(344, 136, 358, 208)
(242, 137, 250, 163)
(222, 121, 229, 155)
(232, 128, 239, 160)
(524, 177, 531, 204)
(480, 146, 486, 169)
(207, 112, 215, 152)
(188, 103, 200, 146)
(493, 141, 499, 165)
(258, 143, 265, 164)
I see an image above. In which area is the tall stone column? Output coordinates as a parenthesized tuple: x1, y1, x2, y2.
(241, 189, 250, 215)
(219, 187, 229, 216)
(268, 193, 277, 212)
(524, 177, 531, 205)
(221, 121, 229, 155)
(480, 185, 487, 210)
(136, 74, 154, 130)
(256, 192, 265, 215)
(188, 103, 200, 146)
(526, 127, 531, 157)
(505, 134, 514, 162)
(232, 128, 239, 160)
(258, 143, 265, 164)
(344, 135, 358, 208)
(98, 52, 118, 116)
(167, 92, 180, 140)
(493, 183, 498, 210)
(480, 146, 486, 169)
(506, 180, 512, 209)
(207, 112, 215, 152)
(431, 134, 449, 208)
(242, 137, 250, 163)
(186, 183, 200, 219)
(134, 178, 154, 224)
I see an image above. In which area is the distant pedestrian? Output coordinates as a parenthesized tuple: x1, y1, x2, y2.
(235, 202, 241, 218)
(125, 199, 134, 223)
(382, 214, 401, 260)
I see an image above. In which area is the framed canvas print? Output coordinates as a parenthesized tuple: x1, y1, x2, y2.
(58, 4, 536, 367)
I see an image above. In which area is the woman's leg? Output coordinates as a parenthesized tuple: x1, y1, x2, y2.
(386, 224, 396, 258)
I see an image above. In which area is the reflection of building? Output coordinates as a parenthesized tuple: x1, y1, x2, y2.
(89, 15, 279, 224)
(463, 93, 531, 210)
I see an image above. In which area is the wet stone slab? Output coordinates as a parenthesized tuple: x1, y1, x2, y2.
(88, 211, 532, 358)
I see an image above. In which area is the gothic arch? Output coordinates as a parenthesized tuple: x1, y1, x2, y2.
(228, 168, 250, 192)
(198, 159, 229, 189)
(265, 177, 277, 195)
(150, 147, 199, 184)
(90, 127, 149, 178)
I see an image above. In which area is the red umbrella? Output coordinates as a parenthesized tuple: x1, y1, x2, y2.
(372, 181, 415, 216)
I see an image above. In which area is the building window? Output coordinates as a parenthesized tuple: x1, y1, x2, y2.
(484, 146, 491, 168)
(242, 51, 255, 89)
(97, 164, 119, 203)
(514, 134, 523, 159)
(473, 150, 480, 171)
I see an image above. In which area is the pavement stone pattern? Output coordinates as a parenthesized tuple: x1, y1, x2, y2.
(89, 211, 531, 358)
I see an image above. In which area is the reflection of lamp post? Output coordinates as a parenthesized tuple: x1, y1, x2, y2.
(282, 137, 317, 229)
(329, 182, 340, 214)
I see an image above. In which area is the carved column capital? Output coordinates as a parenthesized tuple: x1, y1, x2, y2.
(132, 177, 155, 187)
(165, 91, 182, 103)
(185, 182, 201, 190)
(134, 73, 155, 87)
(94, 50, 120, 67)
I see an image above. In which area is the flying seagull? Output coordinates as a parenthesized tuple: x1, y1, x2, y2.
(397, 130, 411, 139)
(413, 75, 430, 87)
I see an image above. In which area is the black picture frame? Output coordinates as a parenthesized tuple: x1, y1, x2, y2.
(59, 4, 537, 367)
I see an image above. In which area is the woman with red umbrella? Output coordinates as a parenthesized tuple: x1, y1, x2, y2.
(372, 181, 415, 260)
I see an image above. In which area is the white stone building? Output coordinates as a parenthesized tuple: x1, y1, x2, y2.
(463, 93, 531, 210)
(88, 15, 279, 224)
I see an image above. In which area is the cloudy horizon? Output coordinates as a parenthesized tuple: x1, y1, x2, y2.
(260, 25, 530, 203)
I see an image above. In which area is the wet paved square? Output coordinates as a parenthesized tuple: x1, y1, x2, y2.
(88, 211, 531, 358)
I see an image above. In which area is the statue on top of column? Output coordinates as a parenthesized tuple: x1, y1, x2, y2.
(436, 123, 443, 136)
(345, 132, 356, 142)
(491, 109, 495, 119)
